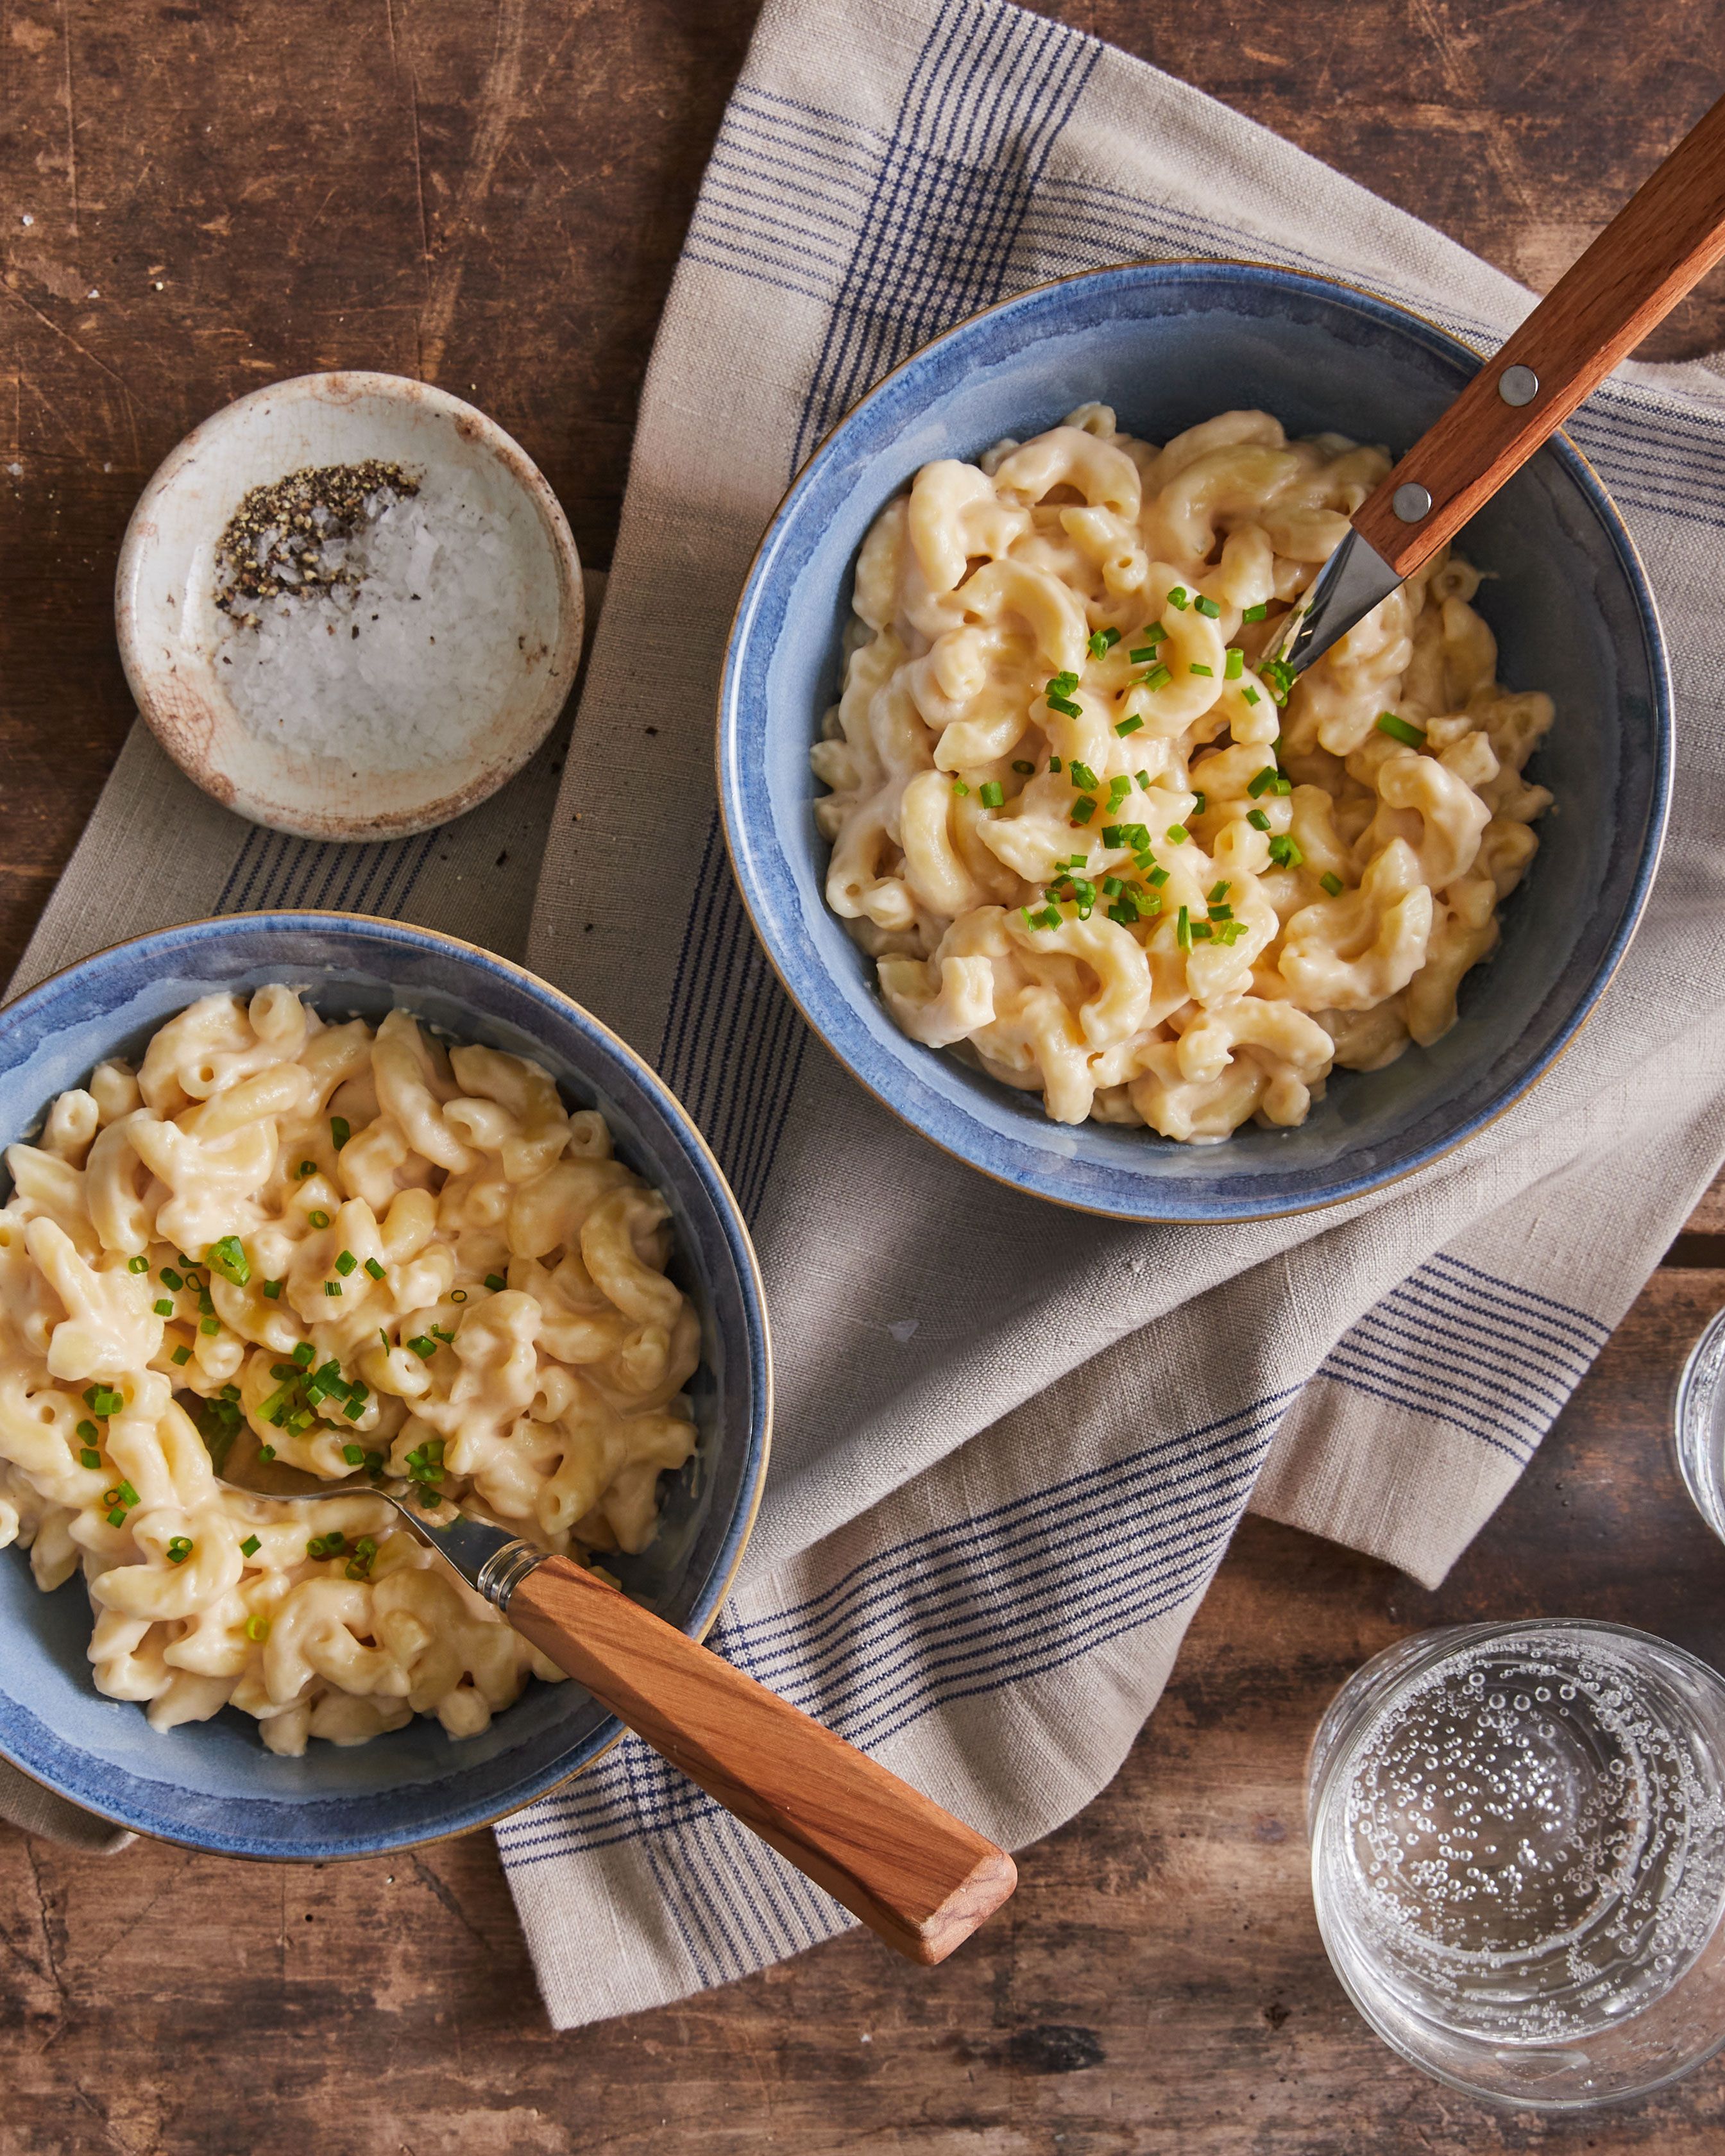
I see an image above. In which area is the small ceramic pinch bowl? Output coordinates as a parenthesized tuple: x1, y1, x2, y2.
(0, 915, 770, 1859)
(718, 261, 1672, 1221)
(117, 371, 583, 842)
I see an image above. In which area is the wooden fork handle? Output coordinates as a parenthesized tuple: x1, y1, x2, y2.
(1354, 89, 1725, 578)
(506, 1556, 1017, 1965)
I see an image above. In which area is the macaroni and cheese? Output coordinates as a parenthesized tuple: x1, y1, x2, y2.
(0, 989, 699, 1753)
(813, 405, 1553, 1141)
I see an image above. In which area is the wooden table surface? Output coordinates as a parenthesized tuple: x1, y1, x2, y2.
(3, 3, 1725, 2150)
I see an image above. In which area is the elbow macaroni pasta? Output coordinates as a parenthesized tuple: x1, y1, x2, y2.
(0, 991, 700, 1753)
(815, 405, 1554, 1140)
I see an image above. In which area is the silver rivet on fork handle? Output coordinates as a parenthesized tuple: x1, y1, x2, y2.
(1391, 482, 1432, 523)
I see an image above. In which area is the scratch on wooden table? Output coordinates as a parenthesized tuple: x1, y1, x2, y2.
(1, 287, 140, 459)
(419, 0, 529, 384)
(1407, 0, 1537, 223)
(384, 0, 433, 380)
(58, 0, 80, 238)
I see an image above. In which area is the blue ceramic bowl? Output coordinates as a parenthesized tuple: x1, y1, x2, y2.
(0, 914, 771, 1857)
(718, 262, 1672, 1219)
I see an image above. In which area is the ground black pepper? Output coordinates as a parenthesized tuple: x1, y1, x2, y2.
(214, 461, 420, 620)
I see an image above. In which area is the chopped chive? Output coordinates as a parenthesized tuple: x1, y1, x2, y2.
(287, 1409, 314, 1434)
(1241, 687, 1261, 706)
(126, 1254, 149, 1275)
(1247, 808, 1271, 831)
(1193, 595, 1220, 619)
(450, 1289, 468, 1303)
(160, 1268, 183, 1291)
(1320, 871, 1345, 896)
(166, 1537, 193, 1566)
(200, 1316, 220, 1336)
(1191, 920, 1214, 941)
(262, 1278, 283, 1300)
(154, 1298, 174, 1318)
(1048, 755, 1062, 774)
(1209, 881, 1229, 901)
(1177, 906, 1192, 951)
(292, 1342, 314, 1366)
(380, 1328, 392, 1350)
(1207, 904, 1234, 921)
(106, 1507, 127, 1529)
(1011, 758, 1035, 775)
(1188, 663, 1214, 678)
(1166, 823, 1189, 845)
(951, 778, 971, 797)
(1193, 792, 1207, 816)
(1268, 835, 1305, 868)
(77, 1419, 98, 1442)
(1147, 865, 1169, 888)
(244, 1613, 270, 1643)
(171, 1345, 191, 1366)
(1101, 876, 1123, 897)
(1246, 766, 1279, 799)
(1069, 760, 1100, 791)
(1167, 586, 1189, 610)
(206, 1235, 250, 1287)
(1135, 770, 1151, 791)
(197, 1290, 214, 1316)
(296, 1160, 316, 1178)
(407, 1336, 438, 1361)
(483, 1273, 507, 1292)
(80, 1447, 101, 1470)
(1047, 693, 1082, 718)
(1144, 665, 1171, 692)
(1243, 602, 1268, 622)
(334, 1250, 357, 1277)
(257, 1443, 275, 1462)
(1115, 715, 1143, 737)
(1224, 647, 1244, 680)
(330, 1116, 351, 1150)
(241, 1535, 260, 1558)
(342, 1443, 364, 1465)
(1048, 670, 1080, 695)
(1375, 710, 1428, 748)
(430, 1325, 454, 1345)
(307, 1209, 330, 1230)
(1069, 797, 1098, 826)
(1087, 626, 1119, 659)
(364, 1257, 386, 1281)
(324, 1280, 342, 1297)
(979, 779, 1005, 808)
(1260, 658, 1295, 704)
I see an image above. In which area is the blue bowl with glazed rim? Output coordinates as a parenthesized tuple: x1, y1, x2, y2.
(0, 913, 771, 1858)
(717, 260, 1672, 1219)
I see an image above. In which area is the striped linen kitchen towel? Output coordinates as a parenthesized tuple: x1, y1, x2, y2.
(513, 0, 1725, 2025)
(3, 0, 1722, 2024)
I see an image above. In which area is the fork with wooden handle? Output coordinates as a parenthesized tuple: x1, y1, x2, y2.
(215, 1420, 1015, 1964)
(1277, 89, 1725, 676)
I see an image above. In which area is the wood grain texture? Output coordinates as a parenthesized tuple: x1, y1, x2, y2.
(3, 3, 1725, 2149)
(508, 1555, 1017, 1964)
(1355, 90, 1725, 575)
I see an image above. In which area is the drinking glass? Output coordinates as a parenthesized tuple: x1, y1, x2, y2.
(1674, 1304, 1725, 1544)
(1307, 1620, 1725, 2107)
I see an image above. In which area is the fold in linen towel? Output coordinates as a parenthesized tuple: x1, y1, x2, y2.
(509, 0, 1725, 2025)
(3, 0, 1722, 2035)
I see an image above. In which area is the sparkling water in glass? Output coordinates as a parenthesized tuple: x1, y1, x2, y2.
(1307, 1621, 1725, 2107)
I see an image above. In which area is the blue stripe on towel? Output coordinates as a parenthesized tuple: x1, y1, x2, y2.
(497, 1386, 1295, 1870)
(1316, 1255, 1607, 1463)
